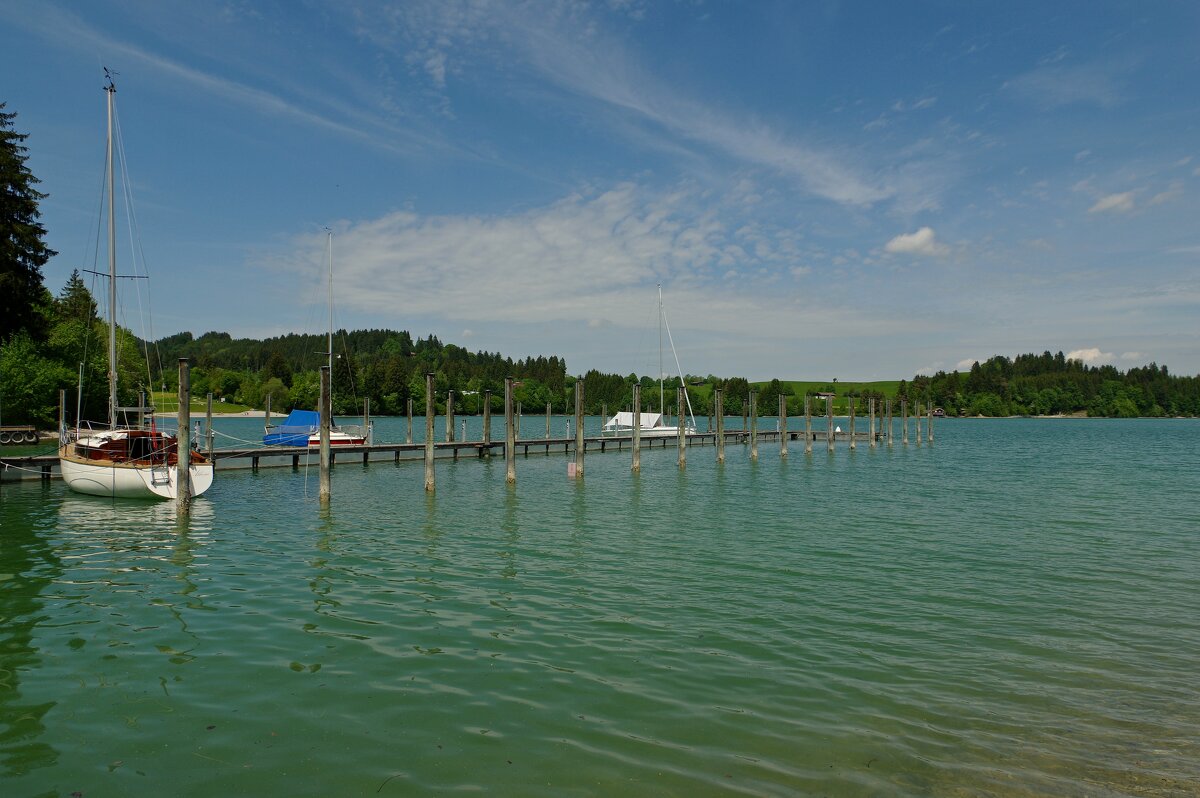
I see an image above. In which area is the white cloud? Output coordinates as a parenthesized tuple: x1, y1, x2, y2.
(461, 328, 473, 338)
(1003, 63, 1123, 109)
(956, 358, 978, 371)
(789, 265, 812, 277)
(1088, 192, 1134, 214)
(1120, 351, 1142, 361)
(1066, 347, 1113, 364)
(884, 227, 950, 257)
(1149, 181, 1183, 206)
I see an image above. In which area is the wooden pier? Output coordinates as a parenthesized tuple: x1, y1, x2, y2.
(0, 427, 887, 484)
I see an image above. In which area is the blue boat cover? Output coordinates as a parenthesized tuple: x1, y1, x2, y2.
(263, 409, 319, 446)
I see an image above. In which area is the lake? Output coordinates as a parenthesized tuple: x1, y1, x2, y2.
(1, 418, 1197, 796)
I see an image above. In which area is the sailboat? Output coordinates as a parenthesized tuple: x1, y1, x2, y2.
(603, 285, 698, 438)
(58, 74, 214, 500)
(263, 232, 366, 447)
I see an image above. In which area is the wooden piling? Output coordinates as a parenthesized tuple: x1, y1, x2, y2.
(916, 402, 923, 447)
(177, 359, 192, 515)
(779, 394, 788, 458)
(928, 403, 934, 443)
(869, 397, 876, 449)
(265, 394, 272, 437)
(849, 397, 857, 450)
(632, 383, 642, 473)
(363, 397, 370, 445)
(483, 390, 492, 449)
(424, 373, 435, 492)
(206, 392, 214, 458)
(574, 379, 584, 478)
(406, 397, 413, 444)
(504, 377, 516, 484)
(886, 398, 893, 447)
(805, 395, 812, 454)
(749, 391, 758, 460)
(546, 401, 552, 439)
(446, 390, 455, 442)
(715, 388, 725, 463)
(677, 385, 687, 469)
(826, 396, 834, 453)
(601, 403, 607, 431)
(902, 399, 909, 445)
(319, 365, 331, 504)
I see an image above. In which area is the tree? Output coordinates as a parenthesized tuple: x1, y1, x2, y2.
(0, 104, 56, 342)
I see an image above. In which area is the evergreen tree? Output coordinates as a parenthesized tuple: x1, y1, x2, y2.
(0, 104, 56, 342)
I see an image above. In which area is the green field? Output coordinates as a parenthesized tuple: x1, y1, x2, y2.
(150, 391, 256, 415)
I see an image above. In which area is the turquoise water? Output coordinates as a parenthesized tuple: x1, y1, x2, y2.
(1, 419, 1198, 796)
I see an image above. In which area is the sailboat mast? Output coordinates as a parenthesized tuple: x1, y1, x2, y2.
(658, 283, 664, 414)
(105, 77, 118, 430)
(327, 231, 333, 379)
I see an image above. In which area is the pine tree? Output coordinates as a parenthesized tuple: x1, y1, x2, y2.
(0, 103, 56, 342)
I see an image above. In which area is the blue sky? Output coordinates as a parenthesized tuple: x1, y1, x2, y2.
(3, 0, 1198, 380)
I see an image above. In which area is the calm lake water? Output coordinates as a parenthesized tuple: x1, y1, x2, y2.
(1, 419, 1197, 796)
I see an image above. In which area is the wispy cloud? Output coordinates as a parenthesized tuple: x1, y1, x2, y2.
(1003, 62, 1124, 109)
(884, 227, 950, 257)
(1089, 192, 1135, 214)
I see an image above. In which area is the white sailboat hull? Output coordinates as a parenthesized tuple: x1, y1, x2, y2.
(59, 447, 214, 500)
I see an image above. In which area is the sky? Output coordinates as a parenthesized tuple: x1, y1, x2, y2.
(2, 0, 1199, 381)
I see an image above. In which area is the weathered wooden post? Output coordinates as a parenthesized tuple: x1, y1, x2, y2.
(677, 385, 687, 469)
(826, 395, 834, 453)
(574, 379, 584, 478)
(406, 397, 413, 444)
(446, 390, 455, 442)
(849, 396, 857, 450)
(546, 401, 552, 439)
(804, 395, 812, 454)
(264, 393, 272, 437)
(902, 399, 909, 445)
(601, 402, 607, 432)
(779, 394, 788, 458)
(916, 402, 923, 447)
(424, 373, 435, 492)
(632, 383, 642, 473)
(483, 390, 492, 448)
(749, 390, 758, 460)
(206, 392, 214, 458)
(363, 397, 370, 445)
(177, 359, 192, 515)
(869, 397, 876, 449)
(928, 402, 934, 443)
(886, 398, 893, 447)
(504, 377, 516, 484)
(715, 388, 725, 463)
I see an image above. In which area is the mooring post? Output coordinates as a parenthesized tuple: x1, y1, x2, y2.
(779, 394, 788, 458)
(546, 401, 552, 439)
(364, 397, 370, 446)
(928, 402, 934, 443)
(601, 402, 607, 432)
(869, 397, 876, 449)
(176, 358, 192, 515)
(886, 398, 893, 447)
(265, 394, 272, 437)
(206, 392, 214, 458)
(424, 373, 435, 492)
(632, 383, 642, 473)
(406, 397, 413, 444)
(446, 390, 455, 443)
(826, 395, 834, 453)
(483, 390, 492, 450)
(804, 395, 812, 454)
(749, 391, 758, 460)
(916, 402, 923, 447)
(319, 365, 331, 505)
(677, 385, 687, 469)
(849, 396, 857, 450)
(902, 399, 909, 445)
(504, 377, 516, 484)
(574, 378, 584, 478)
(715, 388, 725, 463)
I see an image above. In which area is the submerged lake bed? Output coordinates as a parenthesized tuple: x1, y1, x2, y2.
(1, 419, 1198, 796)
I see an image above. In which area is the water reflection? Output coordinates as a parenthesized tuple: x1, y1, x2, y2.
(0, 491, 63, 777)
